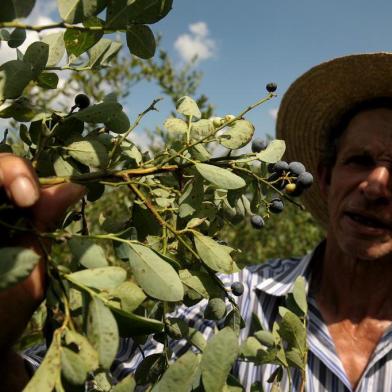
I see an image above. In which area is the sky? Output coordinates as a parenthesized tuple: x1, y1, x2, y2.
(3, 0, 392, 145)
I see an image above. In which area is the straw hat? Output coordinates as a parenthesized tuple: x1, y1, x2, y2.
(276, 52, 392, 228)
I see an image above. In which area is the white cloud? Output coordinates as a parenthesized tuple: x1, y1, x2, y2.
(174, 22, 216, 63)
(268, 108, 278, 120)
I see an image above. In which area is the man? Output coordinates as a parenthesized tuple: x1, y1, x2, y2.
(5, 52, 392, 391)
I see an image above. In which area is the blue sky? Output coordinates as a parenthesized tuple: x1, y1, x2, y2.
(4, 0, 392, 144)
(139, 0, 392, 140)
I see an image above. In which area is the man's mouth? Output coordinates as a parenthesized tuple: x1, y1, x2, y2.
(345, 211, 391, 230)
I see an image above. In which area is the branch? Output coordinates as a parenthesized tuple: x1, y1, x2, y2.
(0, 21, 115, 33)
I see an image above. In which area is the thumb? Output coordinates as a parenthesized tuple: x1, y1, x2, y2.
(32, 183, 86, 231)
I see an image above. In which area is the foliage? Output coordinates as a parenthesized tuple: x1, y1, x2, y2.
(0, 1, 321, 391)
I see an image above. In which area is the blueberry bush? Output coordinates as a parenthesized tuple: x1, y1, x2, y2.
(0, 1, 318, 391)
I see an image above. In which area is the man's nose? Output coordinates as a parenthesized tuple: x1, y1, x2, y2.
(360, 166, 392, 201)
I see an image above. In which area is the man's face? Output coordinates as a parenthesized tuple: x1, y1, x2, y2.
(320, 108, 392, 261)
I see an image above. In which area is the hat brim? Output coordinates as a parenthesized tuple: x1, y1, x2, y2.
(276, 52, 392, 228)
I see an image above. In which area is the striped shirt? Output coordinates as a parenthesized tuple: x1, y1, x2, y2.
(23, 245, 392, 391)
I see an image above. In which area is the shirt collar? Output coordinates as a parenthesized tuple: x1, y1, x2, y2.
(254, 242, 324, 297)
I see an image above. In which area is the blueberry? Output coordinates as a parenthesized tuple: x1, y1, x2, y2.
(267, 163, 275, 173)
(251, 138, 268, 153)
(251, 215, 264, 229)
(288, 161, 306, 176)
(269, 198, 284, 214)
(74, 93, 90, 109)
(231, 282, 244, 296)
(296, 171, 313, 188)
(273, 161, 289, 173)
(266, 82, 277, 93)
(288, 184, 304, 197)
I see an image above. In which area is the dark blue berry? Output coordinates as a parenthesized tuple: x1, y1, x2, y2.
(231, 282, 244, 296)
(273, 161, 289, 173)
(267, 163, 275, 173)
(74, 93, 90, 109)
(251, 215, 264, 229)
(288, 161, 306, 176)
(269, 198, 284, 213)
(251, 138, 268, 153)
(296, 171, 313, 188)
(266, 82, 277, 93)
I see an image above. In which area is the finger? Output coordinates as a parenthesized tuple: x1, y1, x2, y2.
(0, 153, 40, 208)
(32, 183, 86, 230)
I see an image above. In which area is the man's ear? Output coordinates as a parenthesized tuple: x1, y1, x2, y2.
(317, 162, 331, 201)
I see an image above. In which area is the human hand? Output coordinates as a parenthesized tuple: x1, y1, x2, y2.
(0, 153, 85, 351)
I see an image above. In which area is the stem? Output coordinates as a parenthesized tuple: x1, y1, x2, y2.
(0, 21, 114, 33)
(108, 98, 162, 166)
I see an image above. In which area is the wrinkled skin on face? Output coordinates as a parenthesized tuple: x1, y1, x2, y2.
(319, 108, 392, 261)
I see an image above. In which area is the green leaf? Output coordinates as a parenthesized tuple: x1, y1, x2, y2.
(178, 177, 203, 218)
(0, 98, 35, 122)
(66, 139, 109, 168)
(193, 232, 239, 274)
(278, 309, 306, 355)
(8, 28, 26, 48)
(0, 0, 35, 22)
(66, 266, 127, 290)
(37, 72, 59, 89)
(0, 60, 33, 99)
(57, 0, 107, 23)
(105, 0, 129, 29)
(195, 163, 246, 190)
(64, 16, 104, 57)
(125, 243, 184, 301)
(69, 237, 108, 268)
(179, 269, 222, 299)
(87, 297, 120, 369)
(110, 306, 164, 336)
(0, 30, 11, 40)
(256, 139, 286, 163)
(105, 110, 130, 133)
(286, 348, 305, 370)
(0, 0, 16, 22)
(127, 0, 173, 24)
(126, 25, 156, 59)
(201, 327, 239, 392)
(86, 38, 112, 67)
(219, 120, 255, 150)
(190, 119, 214, 139)
(72, 101, 123, 123)
(239, 336, 264, 360)
(61, 329, 99, 385)
(188, 327, 207, 351)
(109, 281, 146, 313)
(112, 375, 136, 392)
(23, 41, 49, 78)
(163, 117, 188, 134)
(254, 330, 275, 347)
(176, 96, 201, 119)
(189, 143, 211, 161)
(291, 276, 308, 315)
(152, 351, 201, 392)
(41, 32, 65, 67)
(24, 335, 61, 391)
(135, 353, 166, 385)
(100, 41, 122, 65)
(0, 247, 40, 291)
(53, 154, 80, 176)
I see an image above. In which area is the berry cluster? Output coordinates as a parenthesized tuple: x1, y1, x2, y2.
(267, 160, 313, 197)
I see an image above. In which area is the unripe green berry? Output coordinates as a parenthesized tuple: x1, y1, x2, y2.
(204, 298, 227, 320)
(285, 183, 297, 193)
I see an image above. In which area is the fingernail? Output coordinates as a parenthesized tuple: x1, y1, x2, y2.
(10, 176, 39, 207)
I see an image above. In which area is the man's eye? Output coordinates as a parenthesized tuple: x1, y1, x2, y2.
(344, 155, 374, 166)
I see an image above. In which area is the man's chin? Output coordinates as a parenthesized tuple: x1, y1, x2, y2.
(341, 239, 392, 262)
